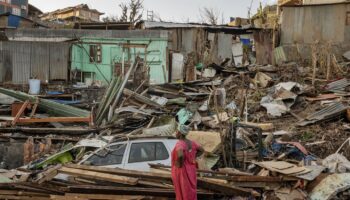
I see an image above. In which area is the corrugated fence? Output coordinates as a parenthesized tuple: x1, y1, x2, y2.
(0, 41, 70, 84)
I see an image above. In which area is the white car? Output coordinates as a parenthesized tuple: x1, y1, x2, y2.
(79, 137, 178, 171)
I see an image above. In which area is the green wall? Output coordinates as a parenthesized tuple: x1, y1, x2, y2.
(71, 37, 168, 85)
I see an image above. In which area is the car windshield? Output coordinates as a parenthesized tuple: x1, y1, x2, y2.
(85, 144, 126, 166)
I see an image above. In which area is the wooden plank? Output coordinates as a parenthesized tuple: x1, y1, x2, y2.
(259, 161, 294, 170)
(65, 193, 145, 200)
(240, 122, 274, 131)
(0, 127, 96, 135)
(58, 166, 139, 185)
(17, 117, 91, 123)
(12, 100, 29, 126)
(14, 182, 64, 195)
(149, 164, 254, 177)
(253, 161, 311, 176)
(68, 185, 214, 198)
(34, 165, 61, 184)
(305, 94, 339, 102)
(50, 195, 86, 200)
(0, 190, 49, 197)
(123, 88, 163, 109)
(29, 99, 39, 118)
(0, 195, 50, 200)
(197, 177, 258, 197)
(138, 180, 173, 189)
(65, 164, 172, 180)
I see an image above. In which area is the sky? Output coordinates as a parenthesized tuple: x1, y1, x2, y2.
(29, 0, 277, 23)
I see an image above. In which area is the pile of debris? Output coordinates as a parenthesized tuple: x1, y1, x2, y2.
(1, 55, 350, 199)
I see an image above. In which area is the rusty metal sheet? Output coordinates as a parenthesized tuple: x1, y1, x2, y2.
(49, 42, 69, 81)
(298, 102, 348, 126)
(30, 42, 50, 82)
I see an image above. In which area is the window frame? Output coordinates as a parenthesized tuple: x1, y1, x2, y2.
(128, 142, 169, 164)
(89, 44, 102, 63)
(346, 11, 350, 26)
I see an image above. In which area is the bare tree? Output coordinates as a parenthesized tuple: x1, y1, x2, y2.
(119, 3, 128, 22)
(118, 0, 143, 24)
(129, 0, 143, 24)
(200, 7, 220, 25)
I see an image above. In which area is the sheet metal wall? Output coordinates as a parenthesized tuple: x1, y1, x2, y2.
(281, 4, 350, 45)
(0, 41, 70, 84)
(168, 28, 233, 64)
(254, 29, 274, 65)
(5, 29, 168, 42)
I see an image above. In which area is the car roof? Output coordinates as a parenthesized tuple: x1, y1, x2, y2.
(111, 135, 177, 143)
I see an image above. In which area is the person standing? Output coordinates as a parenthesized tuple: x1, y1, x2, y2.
(171, 125, 204, 200)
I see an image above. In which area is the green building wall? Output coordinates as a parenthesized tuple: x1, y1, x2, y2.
(71, 37, 168, 85)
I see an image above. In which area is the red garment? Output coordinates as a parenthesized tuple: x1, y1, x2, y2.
(171, 140, 199, 200)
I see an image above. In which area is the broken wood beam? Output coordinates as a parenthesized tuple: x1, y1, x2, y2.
(34, 165, 62, 184)
(240, 122, 274, 131)
(218, 175, 293, 182)
(63, 193, 145, 200)
(68, 185, 214, 198)
(58, 166, 139, 185)
(12, 100, 29, 126)
(0, 127, 97, 135)
(0, 135, 79, 142)
(65, 164, 172, 180)
(149, 163, 252, 177)
(0, 190, 50, 197)
(16, 117, 91, 124)
(197, 177, 258, 197)
(123, 88, 163, 109)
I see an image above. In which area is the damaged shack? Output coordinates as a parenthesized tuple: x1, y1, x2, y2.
(276, 1, 350, 63)
(137, 21, 255, 81)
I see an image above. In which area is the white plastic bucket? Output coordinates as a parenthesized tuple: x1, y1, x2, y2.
(29, 79, 41, 95)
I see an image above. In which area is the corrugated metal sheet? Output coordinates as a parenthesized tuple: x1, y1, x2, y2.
(325, 78, 350, 93)
(31, 42, 50, 81)
(140, 21, 253, 33)
(49, 43, 70, 81)
(274, 46, 287, 65)
(0, 42, 31, 84)
(5, 29, 168, 42)
(218, 33, 233, 64)
(0, 41, 69, 84)
(254, 30, 273, 65)
(303, 0, 349, 5)
(298, 102, 347, 126)
(281, 4, 350, 44)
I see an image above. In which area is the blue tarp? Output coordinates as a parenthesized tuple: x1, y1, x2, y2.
(8, 15, 21, 28)
(240, 38, 251, 45)
(47, 91, 64, 95)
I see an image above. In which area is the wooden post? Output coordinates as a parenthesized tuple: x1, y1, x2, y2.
(326, 53, 331, 81)
(29, 98, 39, 118)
